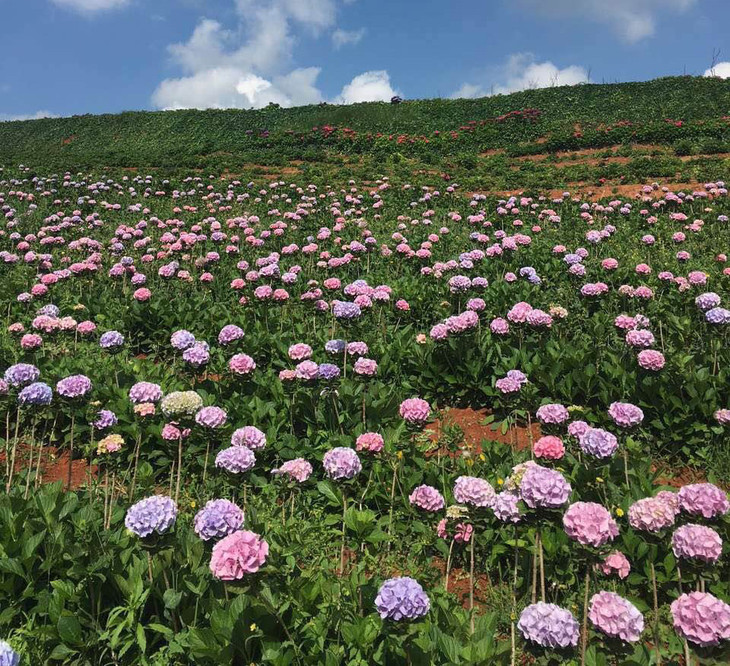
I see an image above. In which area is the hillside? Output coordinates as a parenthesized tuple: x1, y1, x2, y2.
(2, 76, 730, 173)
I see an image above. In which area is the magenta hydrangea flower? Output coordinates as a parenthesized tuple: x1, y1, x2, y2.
(518, 602, 580, 648)
(678, 483, 730, 519)
(671, 592, 730, 647)
(535, 403, 569, 425)
(589, 592, 644, 643)
(194, 499, 244, 541)
(375, 577, 430, 621)
(672, 524, 723, 563)
(215, 446, 255, 473)
(209, 530, 268, 579)
(563, 502, 619, 547)
(231, 426, 266, 450)
(579, 427, 618, 458)
(453, 476, 495, 508)
(271, 458, 313, 483)
(628, 496, 677, 533)
(409, 485, 445, 512)
(608, 402, 644, 428)
(519, 465, 571, 509)
(399, 398, 431, 424)
(323, 447, 361, 480)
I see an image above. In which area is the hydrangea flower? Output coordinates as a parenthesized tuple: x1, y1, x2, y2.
(399, 398, 431, 424)
(215, 446, 255, 473)
(170, 329, 196, 350)
(671, 592, 730, 646)
(161, 391, 203, 418)
(492, 491, 522, 523)
(589, 592, 644, 643)
(608, 402, 644, 428)
(518, 602, 580, 648)
(93, 409, 117, 430)
(4, 363, 40, 388)
(125, 496, 178, 537)
(218, 325, 244, 346)
(129, 382, 163, 404)
(579, 428, 618, 459)
(628, 496, 677, 533)
(533, 435, 564, 460)
(375, 577, 430, 621)
(0, 641, 20, 666)
(453, 476, 495, 508)
(56, 375, 92, 399)
(672, 524, 723, 563)
(678, 483, 730, 519)
(231, 426, 266, 450)
(355, 432, 384, 453)
(323, 447, 361, 480)
(563, 502, 619, 547)
(409, 485, 445, 512)
(17, 382, 53, 406)
(100, 331, 124, 349)
(195, 406, 227, 428)
(194, 499, 244, 541)
(229, 353, 256, 375)
(520, 465, 571, 509)
(209, 530, 268, 579)
(271, 458, 313, 483)
(535, 403, 569, 425)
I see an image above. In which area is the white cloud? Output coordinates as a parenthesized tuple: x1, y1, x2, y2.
(0, 110, 58, 122)
(50, 0, 130, 14)
(336, 70, 397, 104)
(704, 62, 730, 79)
(452, 53, 589, 99)
(153, 0, 342, 110)
(517, 0, 696, 43)
(332, 28, 365, 49)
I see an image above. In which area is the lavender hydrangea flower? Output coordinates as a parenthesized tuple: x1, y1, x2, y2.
(318, 363, 341, 380)
(492, 492, 522, 523)
(218, 324, 244, 346)
(56, 375, 92, 399)
(518, 602, 580, 648)
(589, 592, 644, 643)
(125, 496, 178, 537)
(671, 592, 730, 647)
(215, 446, 255, 473)
(332, 301, 361, 320)
(195, 406, 227, 428)
(323, 447, 361, 480)
(231, 426, 266, 450)
(375, 577, 430, 621)
(520, 466, 571, 509)
(535, 403, 569, 425)
(628, 496, 677, 533)
(4, 363, 40, 388)
(706, 307, 730, 324)
(93, 409, 117, 430)
(170, 329, 196, 350)
(696, 292, 721, 311)
(193, 499, 244, 541)
(453, 476, 496, 508)
(0, 641, 20, 666)
(183, 343, 210, 367)
(672, 524, 723, 563)
(579, 428, 618, 458)
(325, 339, 346, 354)
(17, 382, 53, 406)
(128, 381, 163, 404)
(678, 483, 730, 518)
(409, 485, 445, 512)
(99, 331, 124, 349)
(608, 402, 644, 428)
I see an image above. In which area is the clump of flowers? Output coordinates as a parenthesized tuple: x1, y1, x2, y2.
(18, 382, 53, 406)
(678, 483, 730, 519)
(492, 491, 523, 523)
(129, 381, 163, 404)
(194, 499, 244, 541)
(589, 592, 644, 643)
(323, 447, 361, 480)
(608, 402, 644, 428)
(579, 427, 618, 459)
(161, 391, 203, 418)
(453, 476, 495, 508)
(125, 496, 178, 537)
(0, 640, 20, 666)
(399, 398, 431, 424)
(535, 403, 569, 425)
(355, 432, 384, 453)
(97, 434, 124, 454)
(56, 374, 92, 399)
(599, 551, 630, 579)
(517, 602, 580, 648)
(231, 426, 266, 450)
(229, 353, 256, 376)
(215, 446, 255, 473)
(628, 496, 677, 533)
(209, 530, 268, 579)
(533, 435, 564, 460)
(409, 485, 445, 512)
(271, 458, 312, 483)
(563, 501, 618, 547)
(671, 592, 730, 647)
(375, 577, 430, 621)
(195, 406, 227, 428)
(672, 524, 723, 563)
(519, 465, 571, 509)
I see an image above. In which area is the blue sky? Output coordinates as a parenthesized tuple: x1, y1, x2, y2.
(1, 0, 729, 120)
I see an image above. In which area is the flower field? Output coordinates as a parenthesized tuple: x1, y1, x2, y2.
(1, 107, 730, 665)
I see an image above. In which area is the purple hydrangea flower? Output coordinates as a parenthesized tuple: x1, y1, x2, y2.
(520, 465, 571, 509)
(323, 447, 361, 480)
(17, 382, 53, 406)
(535, 403, 569, 425)
(563, 502, 619, 547)
(56, 375, 92, 399)
(671, 592, 730, 647)
(170, 329, 196, 350)
(193, 499, 244, 541)
(218, 325, 244, 346)
(325, 339, 346, 354)
(672, 524, 723, 563)
(696, 292, 721, 311)
(518, 602, 580, 648)
(93, 409, 118, 430)
(99, 331, 124, 349)
(589, 592, 644, 643)
(332, 301, 361, 320)
(579, 428, 618, 458)
(0, 641, 20, 666)
(183, 343, 210, 367)
(4, 363, 40, 388)
(608, 402, 644, 428)
(453, 476, 495, 508)
(492, 491, 522, 523)
(409, 485, 445, 512)
(128, 381, 163, 404)
(375, 577, 430, 621)
(706, 307, 730, 324)
(125, 496, 178, 537)
(215, 446, 255, 473)
(678, 483, 730, 519)
(231, 426, 266, 450)
(195, 406, 227, 428)
(318, 363, 341, 380)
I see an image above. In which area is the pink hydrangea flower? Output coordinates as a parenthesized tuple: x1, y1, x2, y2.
(533, 435, 565, 460)
(209, 530, 269, 579)
(563, 502, 619, 547)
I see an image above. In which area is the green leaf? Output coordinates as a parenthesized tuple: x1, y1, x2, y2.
(57, 614, 83, 646)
